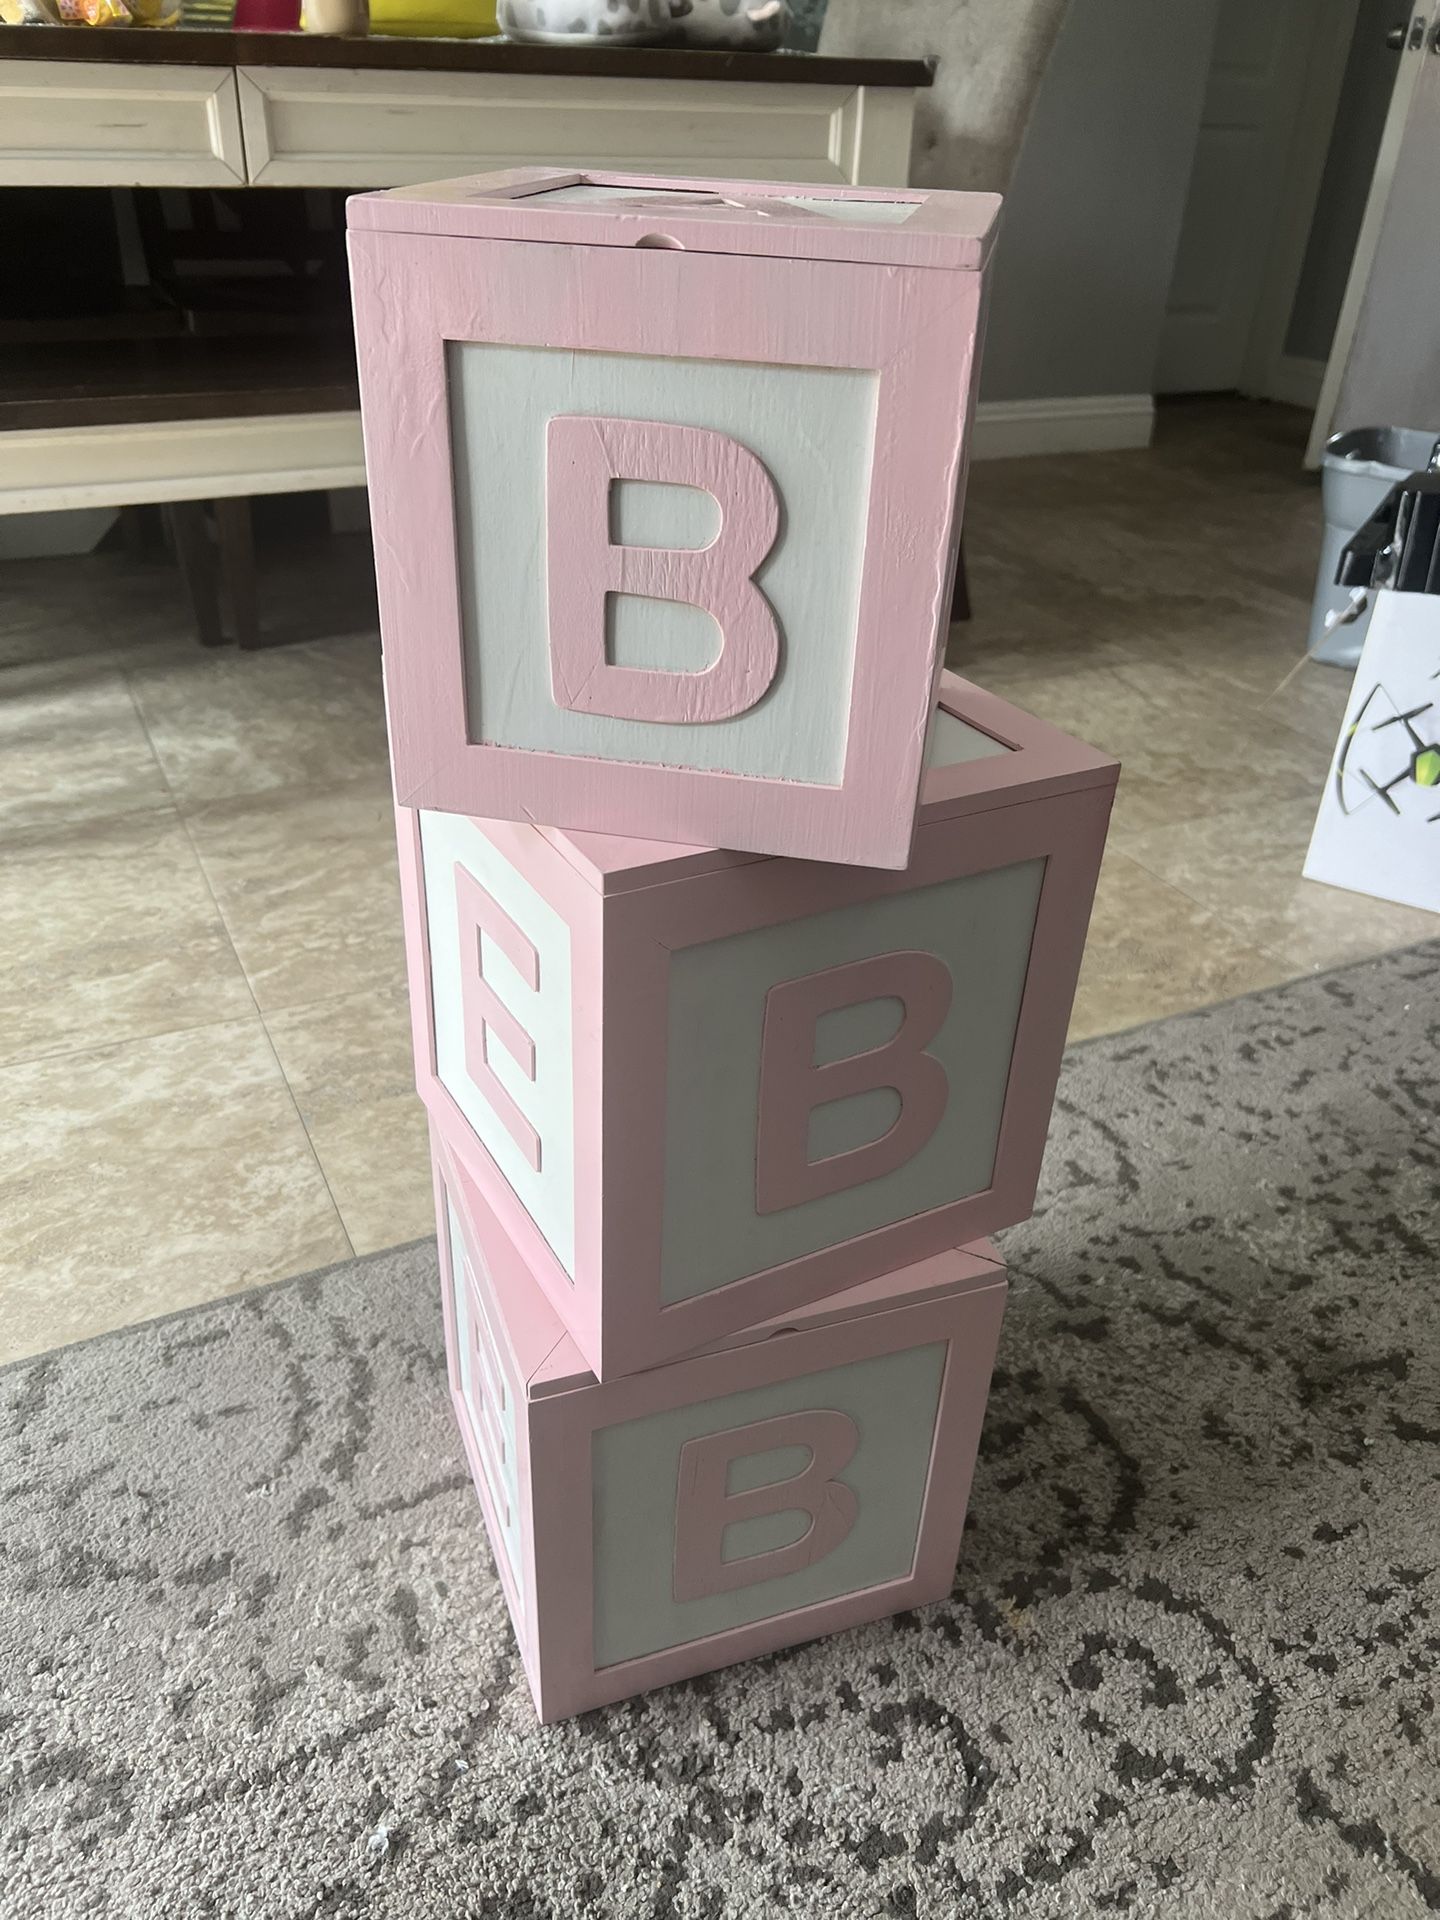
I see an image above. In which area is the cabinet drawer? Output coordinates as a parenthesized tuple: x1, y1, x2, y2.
(0, 61, 244, 188)
(238, 65, 866, 189)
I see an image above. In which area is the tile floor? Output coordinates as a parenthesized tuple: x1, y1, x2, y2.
(2, 399, 1431, 1364)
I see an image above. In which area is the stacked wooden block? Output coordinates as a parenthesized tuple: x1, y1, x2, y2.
(348, 170, 1118, 1723)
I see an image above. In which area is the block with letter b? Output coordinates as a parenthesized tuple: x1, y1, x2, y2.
(433, 1125, 1007, 1723)
(348, 168, 1001, 868)
(399, 672, 1118, 1378)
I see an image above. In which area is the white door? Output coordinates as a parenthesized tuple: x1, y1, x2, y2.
(1158, 0, 1338, 393)
(1307, 4, 1440, 459)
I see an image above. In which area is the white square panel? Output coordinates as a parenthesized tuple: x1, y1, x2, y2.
(658, 860, 1045, 1303)
(447, 342, 878, 786)
(591, 1341, 945, 1667)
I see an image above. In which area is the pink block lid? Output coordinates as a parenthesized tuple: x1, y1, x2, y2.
(532, 670, 1120, 895)
(435, 1122, 1005, 1403)
(347, 167, 1001, 272)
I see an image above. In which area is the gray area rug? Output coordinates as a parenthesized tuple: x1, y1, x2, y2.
(3, 942, 1438, 1920)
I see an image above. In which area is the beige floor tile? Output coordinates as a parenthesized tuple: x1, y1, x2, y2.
(978, 617, 1341, 810)
(0, 1018, 349, 1364)
(959, 485, 1165, 683)
(966, 401, 1322, 612)
(127, 632, 387, 810)
(1089, 580, 1312, 689)
(966, 443, 1165, 529)
(187, 772, 406, 1015)
(1121, 795, 1437, 974)
(0, 658, 170, 842)
(1109, 574, 1351, 762)
(0, 808, 252, 1068)
(971, 456, 1320, 605)
(1113, 648, 1351, 806)
(957, 659, 1321, 843)
(0, 548, 194, 673)
(266, 984, 433, 1257)
(1093, 491, 1319, 605)
(948, 571, 1148, 684)
(1145, 395, 1313, 482)
(1255, 655, 1353, 759)
(1148, 580, 1314, 697)
(1113, 655, 1345, 813)
(954, 657, 1133, 722)
(1068, 849, 1291, 1043)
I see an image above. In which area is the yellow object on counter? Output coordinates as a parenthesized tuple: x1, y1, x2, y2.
(367, 0, 497, 32)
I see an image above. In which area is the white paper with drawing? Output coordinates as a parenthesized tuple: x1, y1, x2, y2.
(1305, 589, 1440, 916)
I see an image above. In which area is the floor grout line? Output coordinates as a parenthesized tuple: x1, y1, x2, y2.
(0, 1009, 264, 1079)
(126, 676, 358, 1264)
(252, 1010, 358, 1266)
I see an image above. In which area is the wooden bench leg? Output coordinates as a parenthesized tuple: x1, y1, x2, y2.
(163, 501, 226, 649)
(214, 497, 259, 651)
(119, 504, 155, 559)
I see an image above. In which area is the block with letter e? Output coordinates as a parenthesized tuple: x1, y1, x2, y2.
(398, 672, 1118, 1378)
(348, 168, 1001, 868)
(432, 1124, 1007, 1723)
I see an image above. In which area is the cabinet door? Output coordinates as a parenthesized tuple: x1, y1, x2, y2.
(0, 61, 245, 188)
(238, 65, 910, 189)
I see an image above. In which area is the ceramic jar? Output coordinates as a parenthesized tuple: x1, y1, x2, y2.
(498, 0, 672, 43)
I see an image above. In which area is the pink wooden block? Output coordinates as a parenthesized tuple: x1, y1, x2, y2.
(348, 167, 1002, 869)
(398, 670, 1117, 1380)
(432, 1124, 1008, 1724)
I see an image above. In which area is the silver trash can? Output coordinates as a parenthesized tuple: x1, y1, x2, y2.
(1309, 426, 1440, 668)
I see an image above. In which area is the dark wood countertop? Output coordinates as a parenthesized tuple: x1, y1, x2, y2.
(0, 26, 933, 88)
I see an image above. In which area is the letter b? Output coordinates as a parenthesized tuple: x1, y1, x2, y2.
(546, 415, 781, 726)
(672, 1410, 859, 1604)
(756, 951, 953, 1215)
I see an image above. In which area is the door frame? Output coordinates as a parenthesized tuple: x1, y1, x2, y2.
(1239, 0, 1361, 408)
(1158, 0, 1359, 400)
(1306, 1, 1437, 461)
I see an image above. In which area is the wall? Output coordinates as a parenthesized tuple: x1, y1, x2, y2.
(977, 0, 1219, 413)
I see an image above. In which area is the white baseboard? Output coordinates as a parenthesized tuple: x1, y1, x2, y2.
(971, 392, 1156, 461)
(1262, 354, 1325, 411)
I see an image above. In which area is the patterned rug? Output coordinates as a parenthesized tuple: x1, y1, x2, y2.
(3, 942, 1437, 1919)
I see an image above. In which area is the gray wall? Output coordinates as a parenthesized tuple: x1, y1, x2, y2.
(979, 0, 1219, 402)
